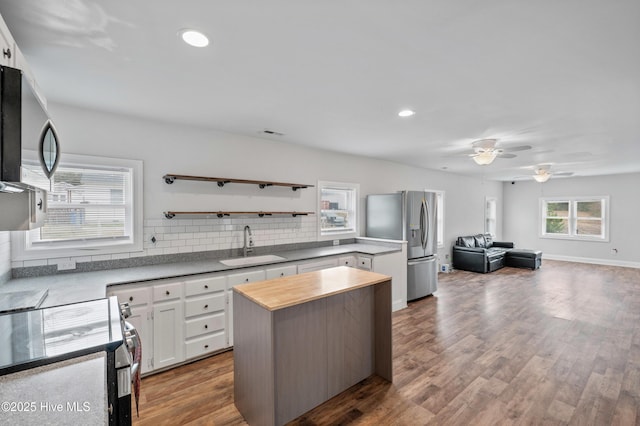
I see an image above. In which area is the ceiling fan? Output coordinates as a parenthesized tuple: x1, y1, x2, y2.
(531, 164, 574, 183)
(468, 139, 532, 165)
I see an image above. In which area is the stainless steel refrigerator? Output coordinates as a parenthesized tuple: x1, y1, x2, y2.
(366, 191, 438, 300)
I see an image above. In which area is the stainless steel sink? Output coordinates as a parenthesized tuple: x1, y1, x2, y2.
(219, 254, 286, 266)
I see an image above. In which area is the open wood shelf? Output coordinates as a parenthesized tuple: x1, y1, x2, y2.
(163, 174, 314, 191)
(163, 211, 315, 219)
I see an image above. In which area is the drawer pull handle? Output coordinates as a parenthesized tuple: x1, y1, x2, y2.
(204, 344, 209, 349)
(129, 296, 134, 302)
(166, 291, 170, 295)
(204, 285, 209, 289)
(245, 278, 249, 282)
(204, 304, 209, 309)
(204, 324, 208, 329)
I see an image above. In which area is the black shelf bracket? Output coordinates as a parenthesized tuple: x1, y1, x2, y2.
(258, 183, 274, 189)
(164, 212, 175, 219)
(164, 176, 176, 184)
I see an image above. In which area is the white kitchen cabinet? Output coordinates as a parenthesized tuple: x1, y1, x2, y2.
(297, 258, 339, 273)
(0, 16, 15, 67)
(184, 275, 227, 360)
(370, 248, 407, 312)
(107, 285, 153, 374)
(265, 264, 297, 279)
(338, 255, 357, 267)
(357, 255, 373, 271)
(152, 281, 184, 370)
(226, 268, 266, 346)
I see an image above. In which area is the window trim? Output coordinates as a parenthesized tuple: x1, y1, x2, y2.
(11, 152, 143, 261)
(317, 180, 359, 241)
(539, 196, 609, 242)
(426, 189, 445, 248)
(484, 196, 497, 239)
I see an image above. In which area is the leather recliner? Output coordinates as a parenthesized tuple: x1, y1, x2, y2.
(452, 233, 514, 273)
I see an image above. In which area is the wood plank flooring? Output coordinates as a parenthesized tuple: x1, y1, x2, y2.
(131, 260, 640, 425)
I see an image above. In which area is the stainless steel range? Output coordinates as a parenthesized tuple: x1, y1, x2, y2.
(0, 296, 139, 425)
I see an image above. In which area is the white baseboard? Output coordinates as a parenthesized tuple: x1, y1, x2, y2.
(543, 253, 640, 269)
(393, 299, 408, 312)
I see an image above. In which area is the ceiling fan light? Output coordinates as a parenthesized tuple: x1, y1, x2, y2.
(472, 151, 497, 165)
(533, 173, 551, 183)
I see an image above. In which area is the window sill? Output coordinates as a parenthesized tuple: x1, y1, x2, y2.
(540, 234, 609, 243)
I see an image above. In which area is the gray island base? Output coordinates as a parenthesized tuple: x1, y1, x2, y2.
(233, 266, 392, 425)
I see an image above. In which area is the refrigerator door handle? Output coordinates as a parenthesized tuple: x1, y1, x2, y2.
(408, 258, 435, 266)
(419, 201, 425, 248)
(424, 198, 431, 250)
(420, 199, 428, 250)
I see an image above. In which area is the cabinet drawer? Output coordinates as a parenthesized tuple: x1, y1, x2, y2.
(265, 265, 297, 280)
(185, 275, 226, 297)
(227, 270, 266, 287)
(338, 256, 357, 267)
(297, 258, 339, 274)
(358, 257, 372, 271)
(153, 282, 183, 302)
(185, 294, 225, 318)
(108, 286, 151, 307)
(185, 332, 226, 359)
(185, 313, 225, 339)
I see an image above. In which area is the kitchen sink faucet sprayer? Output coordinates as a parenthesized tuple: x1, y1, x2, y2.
(243, 225, 254, 257)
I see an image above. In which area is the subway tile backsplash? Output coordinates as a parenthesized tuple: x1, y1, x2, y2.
(143, 216, 317, 254)
(10, 216, 320, 276)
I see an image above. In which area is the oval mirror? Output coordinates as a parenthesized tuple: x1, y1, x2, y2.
(39, 120, 60, 179)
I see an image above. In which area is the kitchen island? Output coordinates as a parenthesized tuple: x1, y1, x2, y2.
(233, 266, 392, 426)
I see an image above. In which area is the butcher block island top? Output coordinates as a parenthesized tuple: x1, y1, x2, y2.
(233, 266, 393, 426)
(233, 266, 391, 311)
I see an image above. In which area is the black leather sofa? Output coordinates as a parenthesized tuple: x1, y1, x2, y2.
(452, 233, 542, 273)
(452, 233, 513, 273)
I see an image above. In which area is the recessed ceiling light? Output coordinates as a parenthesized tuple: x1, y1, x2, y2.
(179, 29, 209, 47)
(398, 109, 415, 117)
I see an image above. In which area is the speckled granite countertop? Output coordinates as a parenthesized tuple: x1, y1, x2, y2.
(0, 242, 401, 308)
(0, 352, 107, 425)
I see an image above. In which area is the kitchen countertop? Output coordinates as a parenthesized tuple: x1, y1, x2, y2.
(234, 266, 391, 311)
(0, 352, 107, 425)
(0, 242, 401, 308)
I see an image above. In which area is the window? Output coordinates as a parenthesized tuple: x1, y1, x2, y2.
(485, 197, 497, 238)
(318, 181, 359, 239)
(540, 196, 609, 241)
(12, 152, 143, 260)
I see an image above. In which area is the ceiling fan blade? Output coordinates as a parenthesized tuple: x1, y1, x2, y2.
(502, 145, 532, 152)
(554, 172, 574, 177)
(497, 153, 517, 159)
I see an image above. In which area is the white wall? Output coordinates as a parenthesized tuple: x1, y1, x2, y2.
(503, 173, 640, 267)
(0, 231, 10, 283)
(10, 103, 503, 267)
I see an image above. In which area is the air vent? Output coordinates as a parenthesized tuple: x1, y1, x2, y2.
(262, 129, 285, 136)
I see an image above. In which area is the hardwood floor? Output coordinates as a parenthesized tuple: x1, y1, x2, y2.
(132, 260, 640, 425)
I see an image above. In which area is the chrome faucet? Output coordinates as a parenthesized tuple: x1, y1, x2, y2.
(243, 225, 254, 257)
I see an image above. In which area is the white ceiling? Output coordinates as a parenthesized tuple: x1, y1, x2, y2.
(1, 0, 639, 181)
